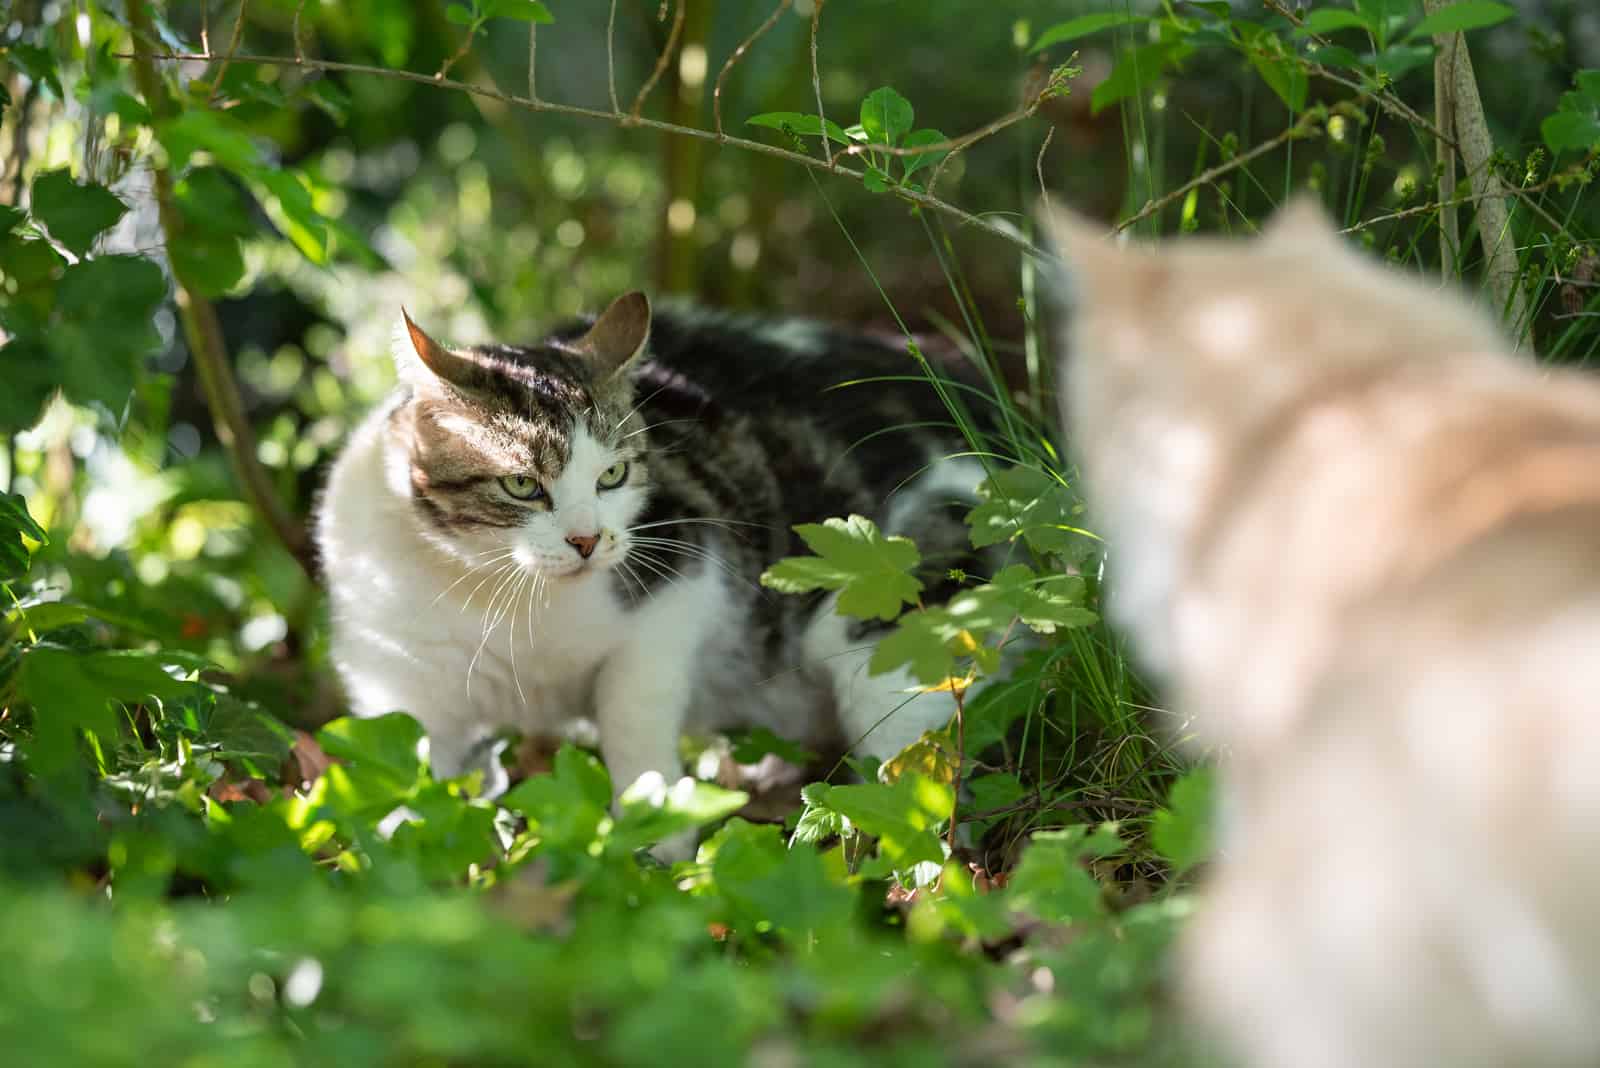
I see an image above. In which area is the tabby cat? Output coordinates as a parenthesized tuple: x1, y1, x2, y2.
(317, 293, 978, 857)
(1047, 198, 1600, 1068)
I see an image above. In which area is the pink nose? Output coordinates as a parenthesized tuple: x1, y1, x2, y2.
(566, 533, 599, 559)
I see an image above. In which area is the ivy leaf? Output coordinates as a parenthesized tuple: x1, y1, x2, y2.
(317, 712, 426, 789)
(479, 0, 554, 22)
(859, 86, 913, 147)
(899, 129, 948, 181)
(1406, 0, 1515, 40)
(0, 491, 46, 580)
(1150, 766, 1216, 875)
(30, 169, 127, 256)
(761, 515, 921, 622)
(17, 645, 198, 777)
(1030, 13, 1146, 52)
(746, 111, 853, 146)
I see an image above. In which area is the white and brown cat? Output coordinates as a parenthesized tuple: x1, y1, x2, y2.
(1047, 198, 1600, 1068)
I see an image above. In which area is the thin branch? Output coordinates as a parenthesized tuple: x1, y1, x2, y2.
(437, 31, 476, 81)
(630, 0, 685, 120)
(123, 10, 315, 578)
(206, 0, 250, 106)
(121, 50, 1046, 258)
(1034, 125, 1057, 203)
(714, 0, 790, 140)
(947, 682, 967, 854)
(1116, 114, 1319, 233)
(810, 0, 831, 170)
(607, 0, 621, 114)
(527, 21, 539, 102)
(292, 0, 308, 64)
(1340, 174, 1561, 235)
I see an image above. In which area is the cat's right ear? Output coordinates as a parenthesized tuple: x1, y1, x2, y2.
(1037, 197, 1138, 303)
(575, 291, 652, 382)
(396, 309, 482, 393)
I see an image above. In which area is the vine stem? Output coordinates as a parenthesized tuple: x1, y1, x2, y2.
(123, 6, 315, 578)
(120, 50, 1045, 258)
(947, 680, 967, 854)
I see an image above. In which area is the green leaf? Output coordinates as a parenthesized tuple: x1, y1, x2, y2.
(859, 86, 913, 147)
(445, 3, 477, 26)
(305, 78, 353, 125)
(157, 110, 263, 173)
(612, 775, 747, 853)
(1295, 9, 1374, 35)
(29, 169, 127, 256)
(862, 165, 893, 193)
(791, 783, 846, 845)
(1577, 70, 1600, 101)
(50, 255, 165, 415)
(761, 515, 922, 622)
(1246, 37, 1309, 112)
(1091, 40, 1191, 116)
(0, 491, 46, 580)
(728, 726, 818, 767)
(480, 0, 553, 22)
(1543, 110, 1600, 153)
(1373, 42, 1435, 79)
(1150, 767, 1216, 875)
(316, 712, 426, 787)
(0, 205, 22, 235)
(1406, 1, 1515, 40)
(17, 645, 198, 777)
(1309, 43, 1365, 70)
(869, 608, 956, 686)
(502, 745, 612, 851)
(899, 128, 949, 181)
(10, 44, 64, 100)
(707, 819, 855, 933)
(1005, 823, 1122, 924)
(1030, 13, 1147, 53)
(814, 774, 951, 874)
(746, 112, 853, 145)
(966, 465, 1089, 557)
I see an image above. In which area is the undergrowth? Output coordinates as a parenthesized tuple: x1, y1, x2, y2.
(1, 1, 1596, 1064)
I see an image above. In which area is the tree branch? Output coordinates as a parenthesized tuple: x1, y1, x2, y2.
(122, 50, 1045, 258)
(124, 4, 315, 578)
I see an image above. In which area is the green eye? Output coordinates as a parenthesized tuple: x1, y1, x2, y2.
(597, 461, 629, 490)
(499, 475, 545, 501)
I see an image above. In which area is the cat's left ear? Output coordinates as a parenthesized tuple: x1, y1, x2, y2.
(1262, 194, 1341, 248)
(575, 291, 651, 382)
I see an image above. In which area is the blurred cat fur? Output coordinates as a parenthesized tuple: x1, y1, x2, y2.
(1045, 197, 1600, 1068)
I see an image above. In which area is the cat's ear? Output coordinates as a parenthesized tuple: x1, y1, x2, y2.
(1262, 194, 1340, 248)
(1037, 197, 1152, 302)
(396, 309, 483, 392)
(575, 291, 651, 381)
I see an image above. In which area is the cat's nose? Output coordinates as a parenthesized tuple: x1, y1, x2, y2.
(565, 533, 599, 559)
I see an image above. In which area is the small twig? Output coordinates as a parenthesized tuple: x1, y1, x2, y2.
(810, 0, 830, 170)
(119, 50, 1047, 258)
(206, 0, 250, 106)
(607, 0, 621, 114)
(1034, 125, 1057, 201)
(125, 2, 314, 578)
(437, 31, 476, 81)
(1339, 174, 1561, 234)
(947, 683, 968, 853)
(630, 0, 685, 120)
(527, 21, 539, 102)
(714, 0, 790, 140)
(1117, 117, 1315, 232)
(201, 0, 211, 55)
(292, 0, 307, 64)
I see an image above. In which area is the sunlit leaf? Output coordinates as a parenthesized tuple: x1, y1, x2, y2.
(761, 514, 921, 622)
(1406, 0, 1515, 40)
(1031, 13, 1146, 53)
(1150, 767, 1216, 875)
(859, 86, 913, 147)
(0, 491, 46, 579)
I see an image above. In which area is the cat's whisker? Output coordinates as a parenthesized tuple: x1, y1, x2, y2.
(506, 568, 530, 705)
(628, 536, 756, 592)
(610, 382, 675, 435)
(627, 517, 771, 533)
(460, 560, 519, 616)
(614, 560, 645, 607)
(619, 417, 697, 441)
(626, 548, 684, 588)
(467, 564, 523, 698)
(430, 550, 519, 609)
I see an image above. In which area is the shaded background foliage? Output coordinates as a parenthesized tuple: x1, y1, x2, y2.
(1, 1, 1598, 1064)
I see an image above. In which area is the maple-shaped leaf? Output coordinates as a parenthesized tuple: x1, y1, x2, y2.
(760, 514, 922, 621)
(986, 564, 1099, 635)
(869, 607, 958, 685)
(966, 465, 1092, 558)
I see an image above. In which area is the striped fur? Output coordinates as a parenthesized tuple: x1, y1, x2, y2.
(317, 293, 984, 858)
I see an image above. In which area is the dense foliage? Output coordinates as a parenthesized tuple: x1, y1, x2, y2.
(1, 1, 1595, 1063)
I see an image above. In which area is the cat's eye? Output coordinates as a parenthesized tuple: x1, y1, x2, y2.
(597, 461, 629, 490)
(499, 475, 545, 501)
